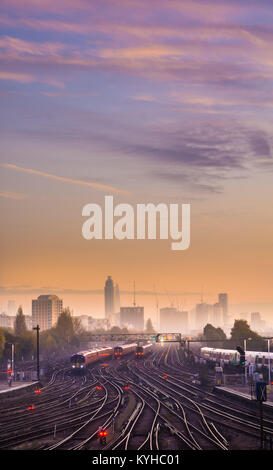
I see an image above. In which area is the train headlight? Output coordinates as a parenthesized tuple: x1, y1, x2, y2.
(80, 365, 84, 368)
(72, 365, 75, 368)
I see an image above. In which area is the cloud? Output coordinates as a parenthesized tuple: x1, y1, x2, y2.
(1, 163, 129, 195)
(0, 71, 34, 83)
(0, 284, 202, 296)
(0, 190, 27, 200)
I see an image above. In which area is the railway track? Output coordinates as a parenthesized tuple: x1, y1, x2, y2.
(1, 345, 273, 451)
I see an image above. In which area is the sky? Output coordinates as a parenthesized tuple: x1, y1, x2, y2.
(0, 0, 273, 323)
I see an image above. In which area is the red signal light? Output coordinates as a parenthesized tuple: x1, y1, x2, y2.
(28, 405, 35, 410)
(97, 386, 102, 390)
(7, 370, 12, 374)
(99, 430, 108, 437)
(163, 375, 167, 379)
(124, 386, 130, 390)
(35, 389, 41, 394)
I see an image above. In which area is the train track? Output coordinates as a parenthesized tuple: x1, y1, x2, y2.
(1, 345, 273, 450)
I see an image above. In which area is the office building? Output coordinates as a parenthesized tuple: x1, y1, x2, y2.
(32, 295, 63, 331)
(120, 306, 144, 331)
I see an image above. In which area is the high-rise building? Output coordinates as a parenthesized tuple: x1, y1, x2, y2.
(160, 307, 188, 333)
(32, 295, 63, 331)
(114, 283, 120, 313)
(195, 302, 209, 330)
(120, 306, 144, 331)
(104, 275, 114, 320)
(218, 293, 228, 324)
(212, 302, 224, 327)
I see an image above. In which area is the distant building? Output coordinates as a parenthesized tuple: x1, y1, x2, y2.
(160, 307, 188, 333)
(7, 300, 16, 316)
(250, 312, 264, 331)
(0, 313, 13, 328)
(218, 293, 228, 324)
(32, 295, 63, 331)
(104, 276, 114, 321)
(114, 283, 120, 313)
(120, 306, 144, 331)
(195, 302, 209, 330)
(212, 302, 224, 327)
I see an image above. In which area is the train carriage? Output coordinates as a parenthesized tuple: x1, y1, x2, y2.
(113, 343, 137, 359)
(135, 343, 153, 359)
(200, 347, 273, 370)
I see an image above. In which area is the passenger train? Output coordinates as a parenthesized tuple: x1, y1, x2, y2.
(201, 347, 273, 369)
(71, 342, 151, 373)
(113, 343, 138, 359)
(135, 343, 153, 359)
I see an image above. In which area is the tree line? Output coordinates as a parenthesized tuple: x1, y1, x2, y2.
(202, 319, 267, 351)
(0, 308, 156, 363)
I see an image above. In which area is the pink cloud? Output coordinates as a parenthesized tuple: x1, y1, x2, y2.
(1, 163, 129, 195)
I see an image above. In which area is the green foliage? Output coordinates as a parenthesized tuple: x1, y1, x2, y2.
(229, 319, 266, 351)
(0, 328, 5, 359)
(14, 306, 27, 336)
(203, 324, 226, 348)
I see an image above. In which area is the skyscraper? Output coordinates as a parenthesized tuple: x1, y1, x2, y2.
(114, 283, 120, 313)
(195, 302, 209, 330)
(104, 275, 114, 320)
(212, 302, 224, 327)
(32, 295, 63, 331)
(218, 293, 228, 324)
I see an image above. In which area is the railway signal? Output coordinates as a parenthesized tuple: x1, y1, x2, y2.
(124, 385, 130, 390)
(27, 405, 35, 411)
(97, 385, 102, 390)
(35, 389, 41, 394)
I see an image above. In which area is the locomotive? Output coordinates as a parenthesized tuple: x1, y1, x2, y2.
(135, 343, 153, 359)
(113, 343, 138, 359)
(71, 346, 113, 374)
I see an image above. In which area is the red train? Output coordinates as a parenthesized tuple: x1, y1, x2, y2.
(71, 343, 138, 374)
(135, 343, 153, 359)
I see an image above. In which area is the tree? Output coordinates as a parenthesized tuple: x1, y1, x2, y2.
(229, 319, 266, 351)
(14, 306, 27, 336)
(17, 331, 35, 360)
(203, 324, 226, 348)
(145, 318, 155, 333)
(0, 328, 5, 359)
(55, 308, 74, 340)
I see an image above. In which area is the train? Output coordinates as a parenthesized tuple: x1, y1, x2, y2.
(71, 343, 140, 373)
(113, 343, 138, 359)
(201, 347, 273, 369)
(135, 343, 153, 359)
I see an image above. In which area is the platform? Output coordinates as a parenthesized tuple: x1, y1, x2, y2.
(215, 384, 273, 408)
(0, 381, 39, 395)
